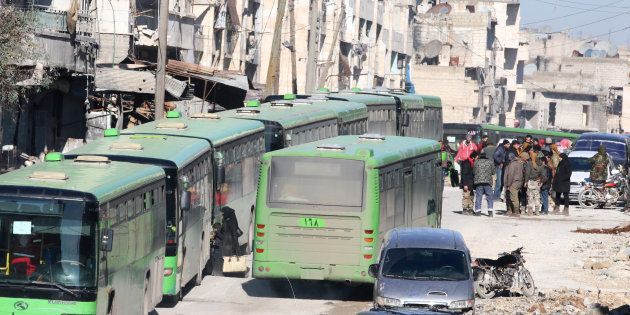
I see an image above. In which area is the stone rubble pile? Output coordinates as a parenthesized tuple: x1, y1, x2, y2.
(474, 288, 630, 315)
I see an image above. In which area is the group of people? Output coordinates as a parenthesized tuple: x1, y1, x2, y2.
(446, 134, 608, 217)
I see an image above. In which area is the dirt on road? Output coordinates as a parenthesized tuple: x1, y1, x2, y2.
(441, 186, 630, 314)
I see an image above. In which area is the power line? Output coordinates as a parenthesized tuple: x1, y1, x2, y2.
(528, 25, 630, 52)
(556, 11, 630, 33)
(552, 0, 630, 9)
(523, 0, 627, 25)
(531, 0, 620, 13)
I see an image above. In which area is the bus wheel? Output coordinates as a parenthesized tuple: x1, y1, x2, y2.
(195, 250, 204, 286)
(107, 293, 116, 315)
(143, 277, 152, 314)
(245, 218, 254, 255)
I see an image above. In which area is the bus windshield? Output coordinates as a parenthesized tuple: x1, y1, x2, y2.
(382, 248, 470, 281)
(268, 157, 364, 209)
(0, 197, 97, 289)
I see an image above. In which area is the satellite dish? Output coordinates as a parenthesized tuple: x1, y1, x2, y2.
(578, 42, 595, 55)
(523, 63, 537, 76)
(584, 49, 593, 57)
(593, 41, 618, 57)
(427, 3, 452, 15)
(423, 40, 443, 59)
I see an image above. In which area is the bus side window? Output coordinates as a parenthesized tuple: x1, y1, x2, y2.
(118, 203, 126, 222)
(126, 199, 134, 219)
(135, 196, 143, 216)
(144, 191, 153, 211)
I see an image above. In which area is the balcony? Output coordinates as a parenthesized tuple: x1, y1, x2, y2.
(17, 6, 97, 73)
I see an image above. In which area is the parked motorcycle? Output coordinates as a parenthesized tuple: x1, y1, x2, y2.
(472, 247, 536, 299)
(578, 170, 627, 209)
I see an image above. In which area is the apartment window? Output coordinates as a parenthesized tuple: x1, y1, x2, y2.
(582, 105, 589, 127)
(548, 102, 556, 126)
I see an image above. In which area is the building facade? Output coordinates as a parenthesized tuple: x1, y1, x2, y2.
(409, 0, 524, 126)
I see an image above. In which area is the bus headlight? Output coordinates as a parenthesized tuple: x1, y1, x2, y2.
(164, 268, 174, 276)
(375, 296, 402, 307)
(449, 299, 474, 309)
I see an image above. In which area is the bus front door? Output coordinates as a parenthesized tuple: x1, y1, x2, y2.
(403, 169, 413, 227)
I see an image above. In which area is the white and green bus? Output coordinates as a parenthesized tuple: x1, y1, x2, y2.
(253, 135, 443, 284)
(0, 154, 167, 314)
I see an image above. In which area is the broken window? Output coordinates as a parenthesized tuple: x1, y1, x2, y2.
(582, 105, 589, 127)
(506, 4, 519, 26)
(548, 102, 556, 126)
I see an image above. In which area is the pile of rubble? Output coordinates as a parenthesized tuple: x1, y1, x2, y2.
(570, 227, 630, 290)
(475, 288, 630, 314)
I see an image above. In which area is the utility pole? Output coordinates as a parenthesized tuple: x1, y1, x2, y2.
(305, 0, 320, 92)
(155, 0, 169, 119)
(288, 0, 297, 94)
(264, 0, 288, 96)
(318, 1, 345, 87)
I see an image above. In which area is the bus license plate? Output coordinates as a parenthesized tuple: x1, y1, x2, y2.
(299, 217, 325, 228)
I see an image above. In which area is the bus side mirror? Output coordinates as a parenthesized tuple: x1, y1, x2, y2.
(214, 152, 225, 185)
(180, 175, 191, 211)
(100, 229, 113, 252)
(181, 190, 191, 211)
(368, 263, 379, 278)
(401, 113, 410, 127)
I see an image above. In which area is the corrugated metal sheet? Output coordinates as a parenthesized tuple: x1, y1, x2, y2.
(166, 59, 249, 91)
(94, 68, 186, 97)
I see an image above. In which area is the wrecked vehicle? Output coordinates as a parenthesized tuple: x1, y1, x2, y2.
(472, 247, 536, 298)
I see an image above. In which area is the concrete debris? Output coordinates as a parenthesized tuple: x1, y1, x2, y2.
(474, 288, 630, 315)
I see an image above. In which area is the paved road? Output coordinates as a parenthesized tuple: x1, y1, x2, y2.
(157, 186, 630, 315)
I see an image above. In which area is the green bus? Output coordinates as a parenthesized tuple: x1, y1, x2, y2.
(443, 123, 580, 150)
(65, 125, 215, 303)
(252, 134, 442, 284)
(267, 96, 369, 136)
(262, 90, 444, 141)
(123, 113, 266, 257)
(217, 101, 340, 151)
(0, 155, 166, 314)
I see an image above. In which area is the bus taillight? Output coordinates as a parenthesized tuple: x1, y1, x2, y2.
(364, 230, 373, 234)
(257, 232, 264, 237)
(364, 238, 373, 243)
(363, 254, 373, 260)
(164, 268, 174, 276)
(256, 248, 264, 253)
(257, 224, 265, 229)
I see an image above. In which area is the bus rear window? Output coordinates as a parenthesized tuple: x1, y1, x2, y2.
(268, 157, 364, 209)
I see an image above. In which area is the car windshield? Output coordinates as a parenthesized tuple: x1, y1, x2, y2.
(382, 248, 470, 281)
(268, 156, 365, 209)
(0, 197, 97, 288)
(569, 157, 593, 172)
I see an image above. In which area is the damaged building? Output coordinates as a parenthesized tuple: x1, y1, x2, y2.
(521, 30, 630, 133)
(410, 0, 525, 126)
(0, 0, 251, 172)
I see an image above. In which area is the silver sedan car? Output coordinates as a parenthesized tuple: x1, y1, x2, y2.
(369, 228, 475, 314)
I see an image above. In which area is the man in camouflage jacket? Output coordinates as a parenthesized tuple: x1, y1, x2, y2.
(473, 152, 495, 216)
(589, 145, 609, 183)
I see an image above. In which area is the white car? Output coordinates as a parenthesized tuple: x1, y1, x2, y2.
(568, 151, 615, 200)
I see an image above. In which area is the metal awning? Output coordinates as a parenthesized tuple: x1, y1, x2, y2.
(94, 68, 187, 97)
(165, 59, 250, 109)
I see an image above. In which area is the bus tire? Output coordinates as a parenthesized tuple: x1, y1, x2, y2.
(245, 217, 254, 255)
(195, 248, 204, 286)
(143, 277, 152, 314)
(107, 292, 116, 315)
